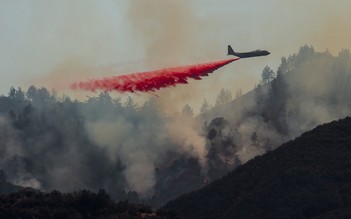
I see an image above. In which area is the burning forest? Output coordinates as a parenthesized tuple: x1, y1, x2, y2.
(1, 46, 351, 209)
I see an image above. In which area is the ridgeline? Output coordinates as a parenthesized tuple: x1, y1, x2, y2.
(163, 117, 351, 219)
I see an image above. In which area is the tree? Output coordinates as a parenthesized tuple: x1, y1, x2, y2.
(277, 57, 289, 75)
(215, 88, 232, 106)
(124, 96, 138, 111)
(182, 104, 193, 117)
(113, 97, 123, 112)
(98, 92, 113, 106)
(8, 87, 16, 99)
(200, 99, 210, 113)
(295, 45, 315, 65)
(8, 87, 25, 101)
(15, 87, 25, 101)
(337, 48, 351, 60)
(261, 65, 275, 84)
(31, 87, 50, 104)
(26, 85, 38, 101)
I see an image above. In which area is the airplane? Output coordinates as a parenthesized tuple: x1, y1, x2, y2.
(227, 45, 270, 58)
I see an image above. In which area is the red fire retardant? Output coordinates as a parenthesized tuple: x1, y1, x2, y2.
(71, 58, 239, 93)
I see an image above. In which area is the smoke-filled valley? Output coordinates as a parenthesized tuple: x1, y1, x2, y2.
(1, 46, 351, 208)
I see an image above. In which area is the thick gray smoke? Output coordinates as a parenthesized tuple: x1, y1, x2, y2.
(85, 103, 207, 196)
(0, 116, 42, 189)
(203, 46, 351, 166)
(0, 46, 350, 207)
(0, 87, 207, 205)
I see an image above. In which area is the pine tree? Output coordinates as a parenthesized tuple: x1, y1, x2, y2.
(182, 104, 193, 117)
(261, 66, 275, 84)
(215, 88, 232, 106)
(200, 99, 210, 113)
(124, 96, 138, 111)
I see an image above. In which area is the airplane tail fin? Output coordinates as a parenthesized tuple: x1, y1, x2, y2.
(227, 45, 235, 56)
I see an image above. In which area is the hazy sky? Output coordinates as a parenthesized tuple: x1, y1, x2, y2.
(1, 0, 350, 112)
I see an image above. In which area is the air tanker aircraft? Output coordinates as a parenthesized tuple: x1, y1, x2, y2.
(227, 45, 270, 58)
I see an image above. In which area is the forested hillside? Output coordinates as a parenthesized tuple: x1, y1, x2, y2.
(163, 117, 351, 219)
(0, 189, 178, 219)
(201, 46, 351, 180)
(0, 46, 350, 208)
(0, 85, 208, 207)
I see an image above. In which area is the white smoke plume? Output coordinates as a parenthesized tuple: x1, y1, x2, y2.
(85, 101, 207, 196)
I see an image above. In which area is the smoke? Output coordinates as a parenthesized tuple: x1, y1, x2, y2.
(83, 98, 207, 196)
(203, 46, 351, 166)
(71, 58, 238, 94)
(13, 173, 42, 189)
(127, 0, 207, 66)
(1, 46, 351, 207)
(126, 0, 244, 112)
(235, 116, 283, 163)
(86, 116, 162, 195)
(2, 0, 351, 110)
(165, 116, 207, 172)
(2, 0, 351, 207)
(0, 117, 24, 158)
(283, 51, 351, 137)
(0, 116, 43, 190)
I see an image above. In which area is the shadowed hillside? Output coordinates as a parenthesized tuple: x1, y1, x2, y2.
(1, 46, 351, 208)
(163, 117, 351, 219)
(0, 189, 179, 219)
(199, 46, 351, 182)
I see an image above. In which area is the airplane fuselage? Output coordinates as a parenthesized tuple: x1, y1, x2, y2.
(231, 50, 270, 58)
(227, 45, 270, 58)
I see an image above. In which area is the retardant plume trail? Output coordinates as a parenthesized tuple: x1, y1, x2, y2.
(71, 58, 240, 93)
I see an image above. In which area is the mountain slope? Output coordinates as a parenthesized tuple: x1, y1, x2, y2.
(201, 47, 351, 171)
(0, 189, 179, 219)
(162, 117, 351, 219)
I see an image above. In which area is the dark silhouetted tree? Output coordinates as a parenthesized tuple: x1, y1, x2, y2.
(26, 85, 38, 101)
(8, 87, 25, 102)
(261, 65, 275, 84)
